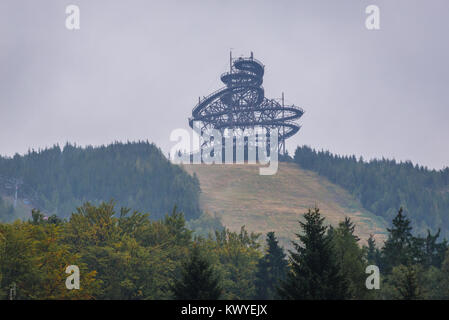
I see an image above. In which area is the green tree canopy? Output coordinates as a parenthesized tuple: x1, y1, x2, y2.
(172, 245, 221, 300)
(279, 208, 349, 300)
(254, 232, 288, 299)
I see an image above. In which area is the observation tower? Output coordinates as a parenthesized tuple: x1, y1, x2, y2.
(189, 52, 304, 155)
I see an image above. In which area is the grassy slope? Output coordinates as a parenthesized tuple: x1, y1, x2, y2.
(183, 162, 388, 248)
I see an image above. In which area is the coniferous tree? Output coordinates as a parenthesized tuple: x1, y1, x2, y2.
(0, 142, 202, 222)
(365, 234, 381, 266)
(382, 208, 414, 271)
(279, 208, 349, 300)
(254, 232, 288, 299)
(417, 229, 447, 268)
(293, 146, 449, 239)
(172, 245, 221, 300)
(420, 252, 449, 300)
(339, 217, 360, 242)
(331, 218, 368, 299)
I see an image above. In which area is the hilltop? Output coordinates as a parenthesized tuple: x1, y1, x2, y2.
(0, 142, 201, 221)
(183, 162, 388, 247)
(294, 146, 449, 238)
(3, 141, 444, 248)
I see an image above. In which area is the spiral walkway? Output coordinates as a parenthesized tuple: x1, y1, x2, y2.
(189, 55, 304, 147)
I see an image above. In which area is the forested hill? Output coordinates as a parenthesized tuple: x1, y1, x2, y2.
(0, 142, 201, 221)
(294, 146, 449, 237)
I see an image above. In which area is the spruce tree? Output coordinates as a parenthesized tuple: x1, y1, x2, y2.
(278, 207, 349, 300)
(254, 232, 288, 299)
(365, 234, 381, 266)
(172, 245, 221, 300)
(382, 208, 414, 271)
(340, 217, 360, 242)
(332, 218, 368, 299)
(419, 229, 447, 268)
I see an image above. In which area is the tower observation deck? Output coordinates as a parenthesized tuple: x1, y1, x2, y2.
(189, 53, 304, 155)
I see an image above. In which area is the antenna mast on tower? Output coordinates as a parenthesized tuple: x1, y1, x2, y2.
(282, 92, 285, 156)
(229, 50, 233, 72)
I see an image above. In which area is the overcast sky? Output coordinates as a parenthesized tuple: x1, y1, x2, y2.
(0, 0, 448, 169)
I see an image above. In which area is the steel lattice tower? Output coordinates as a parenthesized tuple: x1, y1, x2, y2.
(189, 53, 304, 155)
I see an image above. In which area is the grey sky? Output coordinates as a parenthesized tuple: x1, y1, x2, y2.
(1, 0, 448, 169)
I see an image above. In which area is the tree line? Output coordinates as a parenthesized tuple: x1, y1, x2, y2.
(1, 202, 448, 300)
(0, 142, 201, 221)
(293, 146, 449, 238)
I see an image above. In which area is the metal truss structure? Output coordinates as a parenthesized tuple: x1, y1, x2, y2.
(189, 53, 304, 154)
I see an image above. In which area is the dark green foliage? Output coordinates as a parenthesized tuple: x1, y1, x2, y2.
(172, 245, 222, 300)
(339, 217, 360, 242)
(279, 208, 349, 300)
(382, 208, 415, 271)
(365, 234, 381, 266)
(30, 209, 62, 225)
(0, 201, 263, 300)
(426, 250, 449, 299)
(331, 218, 369, 299)
(0, 142, 201, 221)
(1, 201, 449, 300)
(0, 197, 14, 221)
(412, 229, 448, 268)
(379, 208, 448, 299)
(389, 264, 424, 300)
(210, 227, 261, 299)
(379, 207, 447, 272)
(294, 146, 449, 237)
(186, 213, 225, 238)
(254, 232, 288, 299)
